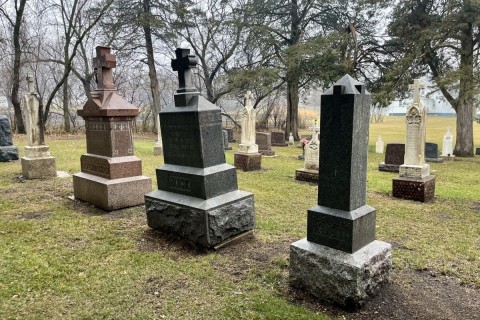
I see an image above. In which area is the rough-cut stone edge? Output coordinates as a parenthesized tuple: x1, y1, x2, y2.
(21, 156, 57, 179)
(0, 146, 19, 162)
(378, 163, 400, 173)
(289, 238, 392, 310)
(145, 190, 255, 247)
(73, 172, 152, 211)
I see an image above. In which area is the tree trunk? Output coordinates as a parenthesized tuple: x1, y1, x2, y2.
(453, 21, 474, 157)
(143, 0, 162, 135)
(286, 79, 299, 140)
(10, 0, 28, 133)
(63, 79, 71, 132)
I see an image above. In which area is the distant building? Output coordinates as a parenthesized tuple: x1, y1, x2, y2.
(388, 92, 455, 116)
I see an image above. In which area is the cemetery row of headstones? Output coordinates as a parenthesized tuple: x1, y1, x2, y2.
(0, 46, 474, 311)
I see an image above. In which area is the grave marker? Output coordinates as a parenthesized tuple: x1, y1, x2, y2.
(392, 79, 435, 202)
(378, 143, 405, 172)
(295, 124, 319, 183)
(73, 46, 152, 210)
(0, 115, 19, 162)
(234, 91, 261, 171)
(21, 74, 57, 178)
(290, 75, 392, 310)
(144, 48, 255, 248)
(440, 127, 455, 160)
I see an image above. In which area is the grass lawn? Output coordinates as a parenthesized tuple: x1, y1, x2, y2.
(0, 116, 479, 319)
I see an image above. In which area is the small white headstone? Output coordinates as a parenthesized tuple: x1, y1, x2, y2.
(440, 126, 454, 157)
(288, 132, 294, 146)
(375, 136, 384, 154)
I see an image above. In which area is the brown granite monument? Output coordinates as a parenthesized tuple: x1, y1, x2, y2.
(73, 46, 151, 210)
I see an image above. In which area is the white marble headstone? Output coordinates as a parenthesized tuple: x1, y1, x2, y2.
(304, 126, 319, 170)
(288, 132, 294, 146)
(399, 79, 430, 178)
(238, 91, 258, 153)
(440, 126, 454, 156)
(375, 136, 384, 154)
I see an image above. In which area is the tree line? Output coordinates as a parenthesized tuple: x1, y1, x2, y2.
(0, 0, 478, 156)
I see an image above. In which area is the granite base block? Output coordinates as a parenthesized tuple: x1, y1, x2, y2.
(21, 156, 57, 179)
(378, 163, 400, 173)
(295, 168, 319, 183)
(73, 172, 152, 211)
(289, 239, 392, 310)
(234, 152, 261, 171)
(145, 190, 255, 248)
(392, 175, 435, 202)
(0, 146, 19, 162)
(426, 157, 444, 163)
(259, 150, 276, 156)
(440, 155, 455, 161)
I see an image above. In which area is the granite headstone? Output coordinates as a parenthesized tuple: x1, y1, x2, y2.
(0, 115, 19, 162)
(290, 75, 391, 310)
(144, 48, 255, 248)
(378, 143, 404, 172)
(256, 132, 275, 156)
(73, 46, 152, 210)
(425, 142, 443, 163)
(271, 131, 287, 147)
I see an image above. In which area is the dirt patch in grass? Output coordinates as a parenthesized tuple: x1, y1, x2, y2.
(18, 211, 53, 220)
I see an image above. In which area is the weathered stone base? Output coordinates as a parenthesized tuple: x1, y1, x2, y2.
(378, 163, 400, 172)
(145, 189, 255, 248)
(440, 155, 455, 161)
(234, 152, 261, 171)
(399, 164, 430, 178)
(289, 239, 392, 310)
(392, 175, 435, 202)
(0, 146, 19, 162)
(153, 145, 163, 156)
(295, 168, 318, 183)
(259, 150, 276, 156)
(21, 156, 57, 179)
(73, 172, 152, 211)
(272, 142, 287, 147)
(426, 157, 444, 163)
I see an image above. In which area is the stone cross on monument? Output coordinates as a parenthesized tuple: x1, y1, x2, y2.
(93, 46, 116, 90)
(408, 79, 426, 104)
(171, 48, 197, 92)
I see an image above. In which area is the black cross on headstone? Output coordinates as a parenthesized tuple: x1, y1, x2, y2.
(171, 48, 197, 91)
(93, 46, 116, 90)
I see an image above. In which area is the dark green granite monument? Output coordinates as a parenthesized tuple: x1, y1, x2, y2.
(289, 75, 392, 310)
(144, 48, 255, 248)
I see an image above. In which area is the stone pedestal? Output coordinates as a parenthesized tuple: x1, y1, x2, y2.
(154, 141, 163, 156)
(21, 146, 56, 179)
(74, 173, 152, 210)
(290, 239, 392, 310)
(146, 190, 254, 247)
(295, 169, 318, 183)
(234, 152, 261, 171)
(392, 175, 436, 202)
(440, 155, 455, 161)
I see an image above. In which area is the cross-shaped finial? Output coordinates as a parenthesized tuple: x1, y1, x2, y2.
(408, 79, 426, 104)
(245, 91, 254, 108)
(171, 48, 197, 91)
(93, 46, 116, 90)
(26, 73, 35, 94)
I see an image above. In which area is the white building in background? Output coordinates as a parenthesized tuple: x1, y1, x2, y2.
(388, 91, 455, 116)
